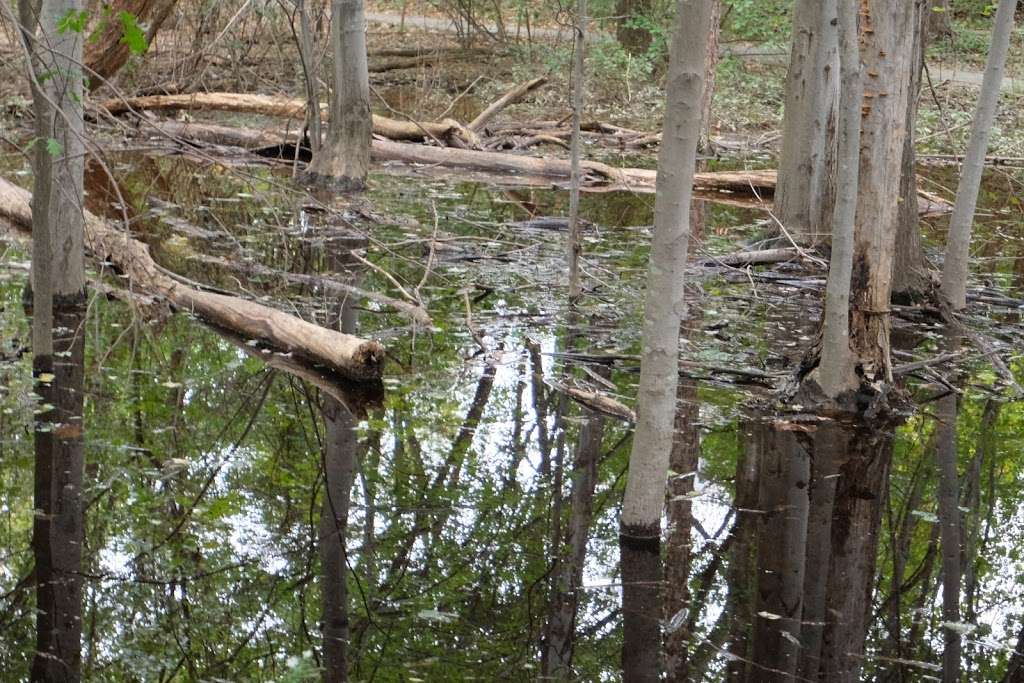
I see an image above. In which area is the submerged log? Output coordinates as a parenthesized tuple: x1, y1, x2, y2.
(0, 177, 384, 380)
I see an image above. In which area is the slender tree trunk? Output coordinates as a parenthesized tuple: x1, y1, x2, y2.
(298, 0, 322, 153)
(319, 395, 358, 683)
(542, 395, 607, 677)
(22, 0, 87, 676)
(774, 0, 839, 248)
(725, 428, 761, 682)
(797, 426, 839, 680)
(1004, 621, 1024, 683)
(306, 0, 372, 189)
(620, 2, 714, 680)
(935, 378, 963, 683)
(892, 0, 933, 301)
(817, 0, 861, 397)
(940, 0, 1019, 309)
(566, 0, 586, 302)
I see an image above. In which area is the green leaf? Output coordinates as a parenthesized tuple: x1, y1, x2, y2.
(45, 138, 63, 157)
(117, 11, 148, 56)
(57, 8, 89, 35)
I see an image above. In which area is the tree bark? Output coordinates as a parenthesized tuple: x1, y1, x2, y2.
(22, 0, 88, 675)
(848, 0, 918, 382)
(747, 421, 809, 683)
(935, 378, 963, 683)
(940, 0, 1019, 309)
(620, 1, 714, 680)
(892, 0, 933, 301)
(305, 0, 372, 189)
(774, 0, 839, 248)
(84, 0, 177, 88)
(567, 0, 586, 302)
(817, 0, 861, 397)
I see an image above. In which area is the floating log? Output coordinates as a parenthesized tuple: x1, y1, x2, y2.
(0, 177, 385, 381)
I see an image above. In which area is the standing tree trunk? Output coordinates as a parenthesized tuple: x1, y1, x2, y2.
(817, 0, 862, 397)
(619, 1, 714, 680)
(774, 0, 839, 248)
(940, 0, 1019, 309)
(297, 0, 322, 153)
(20, 0, 88, 675)
(566, 0, 586, 302)
(892, 0, 933, 301)
(306, 0, 372, 189)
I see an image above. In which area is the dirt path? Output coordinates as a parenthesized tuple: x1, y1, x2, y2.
(366, 10, 1023, 94)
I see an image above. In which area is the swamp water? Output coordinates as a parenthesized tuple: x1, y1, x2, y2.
(1, 150, 1023, 681)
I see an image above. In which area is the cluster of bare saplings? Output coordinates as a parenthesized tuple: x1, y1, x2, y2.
(3, 0, 1023, 679)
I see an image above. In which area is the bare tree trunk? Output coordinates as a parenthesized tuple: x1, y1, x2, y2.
(320, 395, 358, 682)
(21, 0, 87, 676)
(298, 0, 322, 153)
(724, 429, 761, 682)
(797, 427, 839, 680)
(817, 0, 861, 397)
(542, 395, 607, 677)
(819, 429, 893, 682)
(84, 0, 177, 88)
(306, 0, 372, 189)
(940, 0, 1019, 309)
(892, 0, 933, 301)
(935, 378, 963, 683)
(774, 0, 838, 248)
(1004, 621, 1024, 683)
(848, 0, 917, 382)
(620, 1, 714, 680)
(748, 422, 809, 683)
(567, 0, 586, 302)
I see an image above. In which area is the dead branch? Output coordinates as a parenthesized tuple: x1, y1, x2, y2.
(468, 77, 548, 133)
(0, 176, 385, 380)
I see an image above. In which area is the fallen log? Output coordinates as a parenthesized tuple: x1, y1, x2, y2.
(98, 92, 467, 143)
(698, 248, 801, 267)
(138, 119, 955, 214)
(0, 177, 385, 380)
(468, 77, 548, 133)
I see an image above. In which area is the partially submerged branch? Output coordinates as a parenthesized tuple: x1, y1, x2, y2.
(0, 177, 385, 380)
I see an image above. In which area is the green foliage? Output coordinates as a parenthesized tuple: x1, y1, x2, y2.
(57, 8, 90, 34)
(722, 0, 791, 44)
(117, 11, 149, 55)
(45, 137, 63, 157)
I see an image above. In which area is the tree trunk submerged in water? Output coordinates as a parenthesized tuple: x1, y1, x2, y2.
(22, 0, 88, 674)
(619, 0, 714, 679)
(306, 0, 372, 190)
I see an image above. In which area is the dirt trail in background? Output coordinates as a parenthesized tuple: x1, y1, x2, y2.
(366, 10, 1023, 93)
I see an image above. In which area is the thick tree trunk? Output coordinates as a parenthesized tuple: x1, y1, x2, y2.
(819, 427, 893, 682)
(619, 1, 714, 680)
(748, 422, 809, 683)
(848, 0, 917, 382)
(0, 178, 385, 380)
(84, 0, 177, 88)
(305, 0, 372, 189)
(774, 0, 838, 248)
(940, 0, 1019, 309)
